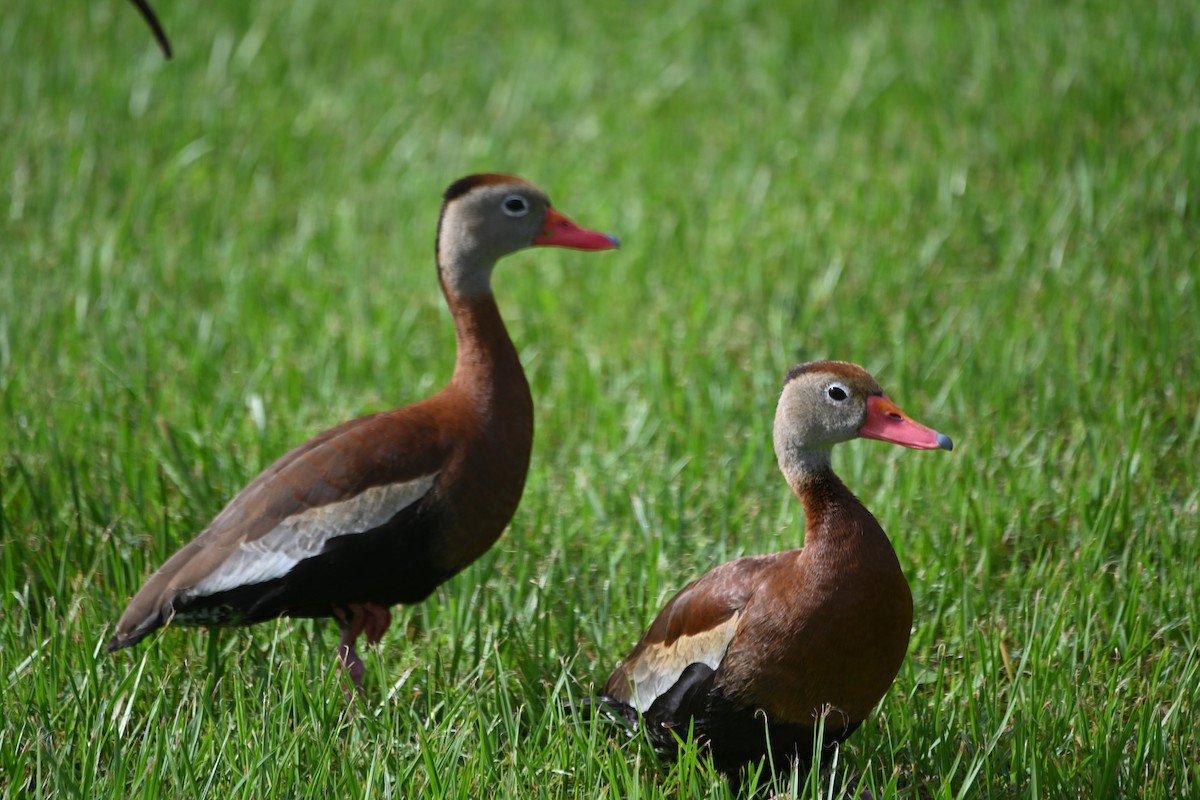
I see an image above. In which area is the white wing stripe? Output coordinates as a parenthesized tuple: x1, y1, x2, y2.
(628, 612, 741, 712)
(187, 473, 438, 598)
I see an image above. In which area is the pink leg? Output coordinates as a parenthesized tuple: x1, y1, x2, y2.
(334, 606, 368, 694)
(362, 603, 392, 646)
(333, 603, 393, 694)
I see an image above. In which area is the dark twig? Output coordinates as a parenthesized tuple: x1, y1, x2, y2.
(127, 0, 173, 59)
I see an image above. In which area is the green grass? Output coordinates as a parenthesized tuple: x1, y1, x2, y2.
(2, 0, 1198, 796)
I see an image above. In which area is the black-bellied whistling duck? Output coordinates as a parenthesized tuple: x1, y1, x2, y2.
(596, 361, 951, 776)
(107, 174, 618, 691)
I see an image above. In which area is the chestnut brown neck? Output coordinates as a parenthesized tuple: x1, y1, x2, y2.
(445, 290, 531, 415)
(790, 466, 887, 552)
(422, 287, 534, 574)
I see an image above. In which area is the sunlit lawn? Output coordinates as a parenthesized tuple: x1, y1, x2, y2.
(2, 1, 1197, 796)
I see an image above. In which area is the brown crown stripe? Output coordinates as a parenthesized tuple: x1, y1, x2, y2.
(442, 173, 533, 203)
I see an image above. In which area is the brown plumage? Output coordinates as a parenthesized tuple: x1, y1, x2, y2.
(596, 361, 952, 776)
(107, 174, 618, 691)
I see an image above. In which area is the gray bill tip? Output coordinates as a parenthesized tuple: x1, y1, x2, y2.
(936, 432, 954, 451)
(605, 233, 622, 248)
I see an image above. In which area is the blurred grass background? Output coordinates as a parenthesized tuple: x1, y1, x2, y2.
(1, 0, 1197, 796)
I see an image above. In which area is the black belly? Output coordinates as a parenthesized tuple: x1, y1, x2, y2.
(601, 662, 863, 778)
(173, 498, 453, 625)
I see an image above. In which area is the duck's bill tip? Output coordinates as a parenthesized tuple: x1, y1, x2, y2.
(935, 432, 954, 451)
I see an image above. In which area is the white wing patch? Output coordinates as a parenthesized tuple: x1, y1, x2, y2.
(627, 612, 741, 712)
(186, 473, 438, 599)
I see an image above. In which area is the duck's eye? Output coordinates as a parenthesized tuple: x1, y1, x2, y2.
(826, 383, 849, 402)
(502, 195, 530, 217)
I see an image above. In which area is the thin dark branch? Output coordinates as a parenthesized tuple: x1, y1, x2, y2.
(127, 0, 173, 59)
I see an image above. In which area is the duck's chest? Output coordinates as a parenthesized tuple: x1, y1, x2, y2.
(720, 543, 914, 725)
(427, 392, 534, 571)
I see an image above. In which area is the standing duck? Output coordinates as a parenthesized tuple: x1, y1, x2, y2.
(107, 174, 619, 691)
(597, 361, 951, 776)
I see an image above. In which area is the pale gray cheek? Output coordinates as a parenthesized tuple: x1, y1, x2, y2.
(185, 473, 438, 599)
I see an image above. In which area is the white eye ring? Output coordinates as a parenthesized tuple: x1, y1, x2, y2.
(501, 195, 530, 217)
(826, 382, 850, 402)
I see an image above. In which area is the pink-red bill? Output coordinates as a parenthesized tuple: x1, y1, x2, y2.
(533, 208, 621, 251)
(859, 395, 953, 451)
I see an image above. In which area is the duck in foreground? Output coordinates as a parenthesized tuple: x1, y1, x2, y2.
(596, 361, 951, 777)
(107, 174, 619, 692)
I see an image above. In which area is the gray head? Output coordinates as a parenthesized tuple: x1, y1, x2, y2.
(774, 360, 952, 476)
(435, 174, 619, 297)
